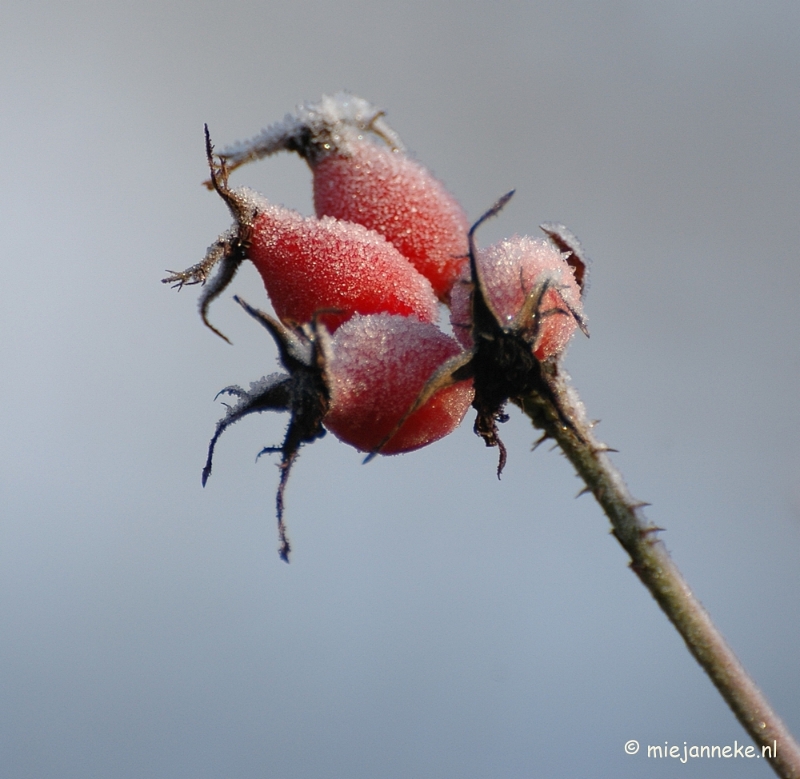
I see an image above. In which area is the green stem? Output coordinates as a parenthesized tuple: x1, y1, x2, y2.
(516, 365, 800, 779)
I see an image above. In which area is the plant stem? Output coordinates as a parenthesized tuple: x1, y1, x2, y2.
(517, 365, 800, 779)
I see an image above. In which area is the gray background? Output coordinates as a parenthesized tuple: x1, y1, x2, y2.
(2, 2, 799, 777)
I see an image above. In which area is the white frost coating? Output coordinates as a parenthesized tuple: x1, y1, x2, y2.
(478, 237, 575, 321)
(328, 314, 458, 416)
(205, 225, 238, 257)
(247, 198, 440, 327)
(218, 373, 290, 422)
(312, 141, 470, 298)
(230, 186, 271, 216)
(252, 201, 400, 253)
(329, 314, 441, 402)
(294, 93, 404, 150)
(247, 373, 289, 395)
(324, 313, 472, 453)
(226, 185, 414, 258)
(218, 92, 405, 167)
(450, 235, 583, 356)
(539, 221, 591, 295)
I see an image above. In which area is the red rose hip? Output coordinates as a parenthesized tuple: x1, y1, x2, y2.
(245, 196, 439, 332)
(214, 93, 470, 301)
(312, 140, 469, 301)
(382, 193, 589, 476)
(325, 313, 474, 454)
(450, 234, 585, 361)
(201, 302, 473, 560)
(164, 128, 439, 339)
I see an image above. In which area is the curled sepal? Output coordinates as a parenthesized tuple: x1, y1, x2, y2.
(202, 375, 293, 487)
(539, 222, 590, 296)
(162, 127, 252, 342)
(204, 296, 330, 562)
(209, 92, 405, 175)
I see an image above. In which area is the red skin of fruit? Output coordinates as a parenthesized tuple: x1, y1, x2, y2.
(324, 313, 474, 454)
(312, 141, 470, 302)
(241, 191, 440, 332)
(450, 235, 584, 361)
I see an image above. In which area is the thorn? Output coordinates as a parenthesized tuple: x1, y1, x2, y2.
(531, 432, 549, 451)
(594, 445, 619, 454)
(575, 486, 592, 498)
(631, 501, 652, 509)
(641, 525, 664, 536)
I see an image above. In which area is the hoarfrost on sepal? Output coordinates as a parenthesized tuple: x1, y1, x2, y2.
(217, 92, 405, 170)
(539, 222, 591, 296)
(203, 372, 294, 487)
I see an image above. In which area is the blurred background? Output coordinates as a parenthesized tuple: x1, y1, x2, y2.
(1, 2, 798, 777)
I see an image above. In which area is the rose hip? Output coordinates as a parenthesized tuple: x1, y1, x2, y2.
(245, 198, 439, 332)
(163, 128, 439, 340)
(324, 313, 473, 454)
(202, 300, 473, 560)
(450, 233, 585, 361)
(312, 140, 469, 301)
(373, 193, 588, 475)
(213, 93, 470, 301)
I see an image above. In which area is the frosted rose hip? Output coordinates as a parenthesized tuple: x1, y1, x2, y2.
(325, 314, 474, 454)
(164, 135, 440, 339)
(450, 235, 584, 360)
(244, 195, 440, 332)
(200, 303, 474, 559)
(313, 141, 469, 301)
(215, 93, 470, 301)
(408, 194, 589, 476)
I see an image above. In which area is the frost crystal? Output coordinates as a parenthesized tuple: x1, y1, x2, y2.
(218, 92, 404, 169)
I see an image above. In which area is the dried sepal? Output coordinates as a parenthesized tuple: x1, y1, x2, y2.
(204, 302, 474, 558)
(203, 296, 331, 562)
(539, 221, 590, 295)
(162, 128, 254, 341)
(202, 374, 293, 488)
(207, 92, 405, 176)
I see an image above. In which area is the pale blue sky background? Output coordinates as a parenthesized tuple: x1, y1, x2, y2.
(1, 2, 799, 777)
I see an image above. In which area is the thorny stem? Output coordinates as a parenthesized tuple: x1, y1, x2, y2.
(516, 366, 800, 779)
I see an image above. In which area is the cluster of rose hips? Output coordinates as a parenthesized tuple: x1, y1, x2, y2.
(165, 93, 588, 561)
